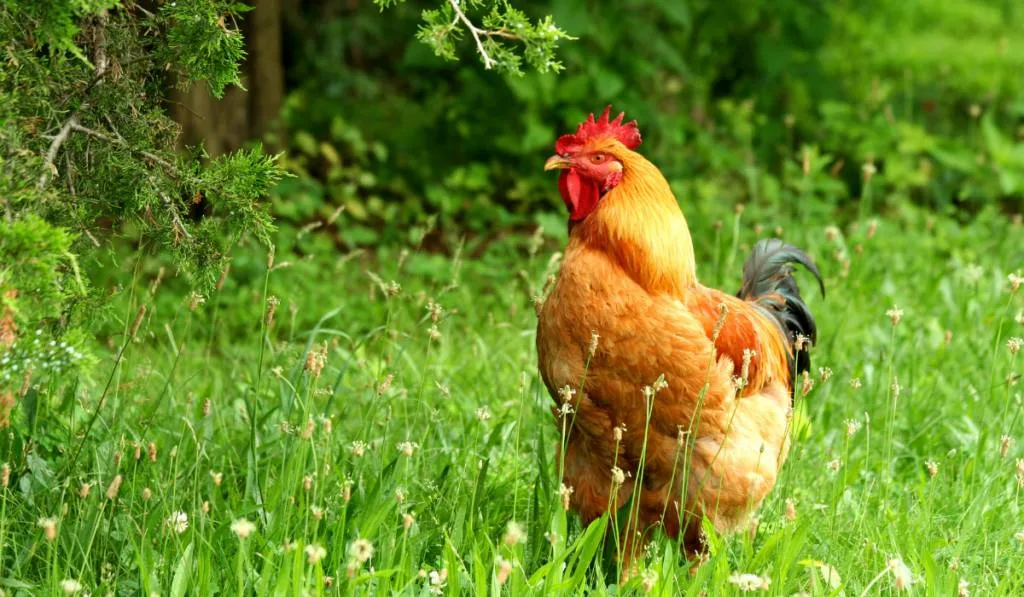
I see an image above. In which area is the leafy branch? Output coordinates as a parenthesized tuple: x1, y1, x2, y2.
(377, 0, 573, 75)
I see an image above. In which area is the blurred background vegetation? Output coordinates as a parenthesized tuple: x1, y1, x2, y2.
(225, 0, 1024, 253)
(3, 0, 1024, 386)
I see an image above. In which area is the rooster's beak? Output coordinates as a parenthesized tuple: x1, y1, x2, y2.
(544, 155, 572, 171)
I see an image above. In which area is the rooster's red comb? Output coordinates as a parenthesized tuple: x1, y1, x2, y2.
(555, 105, 642, 155)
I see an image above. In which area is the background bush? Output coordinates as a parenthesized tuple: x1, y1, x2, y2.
(273, 0, 1023, 248)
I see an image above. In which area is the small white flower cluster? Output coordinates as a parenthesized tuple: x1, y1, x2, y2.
(0, 330, 84, 385)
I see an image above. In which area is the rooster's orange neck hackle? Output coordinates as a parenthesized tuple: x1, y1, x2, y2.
(553, 106, 697, 295)
(576, 149, 697, 295)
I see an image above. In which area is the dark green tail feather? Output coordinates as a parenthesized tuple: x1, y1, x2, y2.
(736, 239, 825, 379)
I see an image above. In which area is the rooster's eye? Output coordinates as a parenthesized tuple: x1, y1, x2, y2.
(590, 154, 606, 163)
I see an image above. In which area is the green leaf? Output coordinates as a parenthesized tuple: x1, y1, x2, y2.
(170, 542, 195, 597)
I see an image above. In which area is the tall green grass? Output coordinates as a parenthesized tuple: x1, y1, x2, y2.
(1, 201, 1022, 595)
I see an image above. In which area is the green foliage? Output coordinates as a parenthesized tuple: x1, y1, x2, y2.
(0, 0, 283, 394)
(279, 0, 1023, 246)
(161, 0, 251, 97)
(379, 0, 572, 75)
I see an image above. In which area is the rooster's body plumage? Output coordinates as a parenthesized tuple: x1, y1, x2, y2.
(537, 107, 823, 557)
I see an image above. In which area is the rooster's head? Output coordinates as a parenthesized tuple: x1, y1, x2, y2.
(544, 106, 642, 222)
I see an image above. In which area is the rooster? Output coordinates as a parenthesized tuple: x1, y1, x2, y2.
(537, 106, 823, 560)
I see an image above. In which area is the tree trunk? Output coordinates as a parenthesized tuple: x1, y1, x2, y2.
(171, 0, 284, 155)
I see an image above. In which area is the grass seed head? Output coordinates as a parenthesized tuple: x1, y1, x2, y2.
(611, 466, 626, 487)
(428, 569, 448, 594)
(265, 296, 280, 328)
(959, 579, 970, 597)
(105, 474, 122, 500)
(165, 511, 189, 534)
(346, 538, 372, 565)
(231, 518, 256, 540)
(59, 579, 82, 595)
(641, 569, 658, 593)
(785, 498, 797, 521)
(801, 372, 814, 397)
(1016, 459, 1024, 488)
(306, 543, 327, 565)
(0, 463, 8, 488)
(142, 487, 152, 501)
(503, 521, 525, 547)
(37, 517, 57, 542)
(886, 305, 904, 326)
(888, 558, 914, 591)
(1001, 435, 1013, 458)
(495, 557, 513, 586)
(210, 471, 223, 486)
(397, 441, 418, 457)
(925, 460, 939, 478)
(403, 512, 415, 530)
(147, 442, 157, 462)
(0, 392, 14, 429)
(727, 572, 771, 592)
(1008, 337, 1022, 355)
(1009, 272, 1023, 293)
(559, 483, 574, 511)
